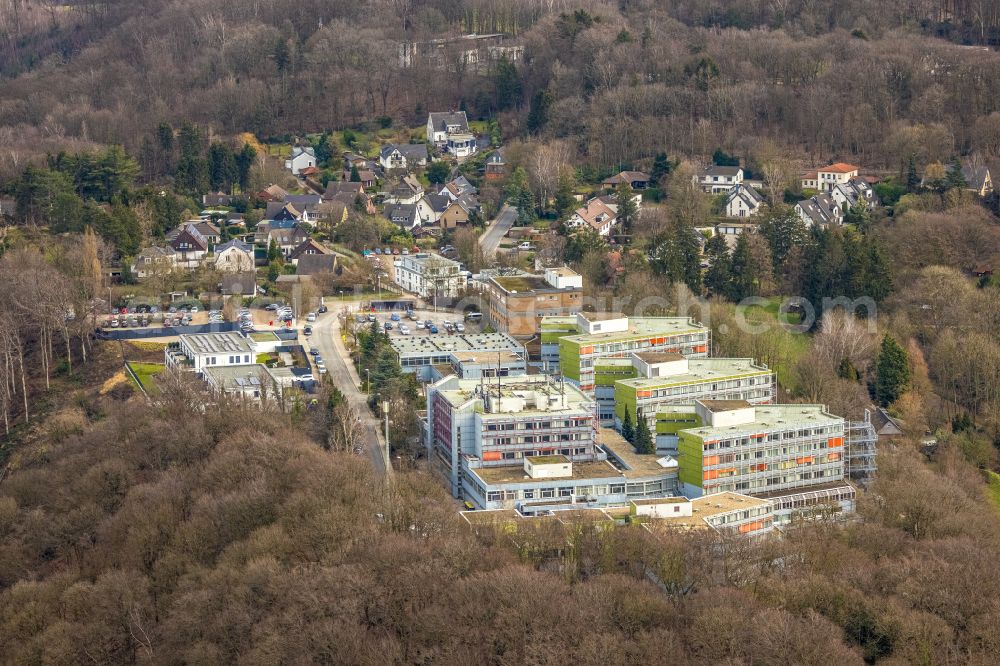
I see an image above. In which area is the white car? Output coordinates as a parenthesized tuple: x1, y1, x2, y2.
(416, 320, 425, 329)
(306, 312, 316, 322)
(399, 325, 411, 335)
(455, 323, 465, 333)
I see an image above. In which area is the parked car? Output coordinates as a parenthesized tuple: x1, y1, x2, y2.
(304, 326, 313, 336)
(390, 312, 400, 322)
(416, 320, 425, 329)
(318, 305, 328, 313)
(265, 303, 280, 311)
(384, 322, 393, 331)
(407, 310, 418, 320)
(429, 325, 439, 334)
(464, 312, 483, 322)
(455, 323, 466, 333)
(190, 305, 199, 313)
(401, 248, 410, 255)
(375, 247, 382, 254)
(392, 248, 400, 255)
(318, 366, 328, 375)
(424, 319, 433, 328)
(399, 324, 410, 335)
(316, 359, 325, 369)
(168, 306, 177, 313)
(109, 319, 119, 328)
(356, 314, 366, 323)
(306, 312, 317, 322)
(310, 347, 320, 356)
(367, 313, 377, 322)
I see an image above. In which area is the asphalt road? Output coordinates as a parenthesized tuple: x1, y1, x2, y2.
(479, 204, 517, 257)
(313, 310, 389, 477)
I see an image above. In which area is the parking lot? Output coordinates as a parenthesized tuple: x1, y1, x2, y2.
(347, 305, 485, 338)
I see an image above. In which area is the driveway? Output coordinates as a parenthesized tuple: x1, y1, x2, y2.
(479, 204, 517, 257)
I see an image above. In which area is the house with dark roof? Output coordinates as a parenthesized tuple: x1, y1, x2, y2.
(220, 272, 259, 298)
(296, 254, 338, 277)
(214, 240, 255, 273)
(169, 220, 220, 246)
(440, 175, 477, 200)
(385, 203, 421, 231)
(169, 224, 209, 268)
(267, 226, 311, 258)
(962, 163, 993, 197)
(426, 111, 471, 144)
(831, 178, 878, 213)
(202, 192, 234, 207)
(385, 175, 425, 205)
(287, 238, 330, 266)
(132, 246, 178, 279)
(379, 144, 429, 171)
(724, 184, 765, 218)
(871, 407, 904, 438)
(795, 193, 842, 227)
(265, 201, 303, 223)
(282, 194, 323, 215)
(485, 150, 506, 182)
(602, 171, 651, 189)
(324, 180, 366, 199)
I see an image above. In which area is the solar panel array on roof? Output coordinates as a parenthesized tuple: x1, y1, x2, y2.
(182, 332, 251, 354)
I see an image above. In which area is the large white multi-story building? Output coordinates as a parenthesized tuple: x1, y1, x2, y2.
(394, 252, 464, 299)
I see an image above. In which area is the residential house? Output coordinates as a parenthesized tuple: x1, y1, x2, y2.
(265, 201, 303, 224)
(284, 146, 317, 175)
(440, 175, 477, 200)
(202, 192, 233, 207)
(962, 163, 993, 197)
(484, 150, 506, 182)
(169, 220, 220, 247)
(220, 272, 258, 298)
(427, 111, 471, 144)
(724, 184, 765, 218)
(267, 225, 311, 259)
(379, 143, 429, 171)
(446, 131, 478, 158)
(395, 252, 464, 298)
(831, 178, 877, 213)
(385, 175, 425, 205)
(323, 180, 366, 200)
(214, 239, 255, 273)
(795, 193, 843, 227)
(343, 169, 377, 189)
(132, 246, 178, 279)
(257, 184, 289, 202)
(871, 407, 904, 439)
(385, 203, 421, 231)
(287, 238, 330, 266)
(602, 170, 651, 189)
(417, 193, 452, 226)
(283, 194, 324, 221)
(253, 219, 297, 245)
(566, 197, 618, 236)
(694, 166, 744, 194)
(801, 163, 859, 192)
(169, 224, 209, 268)
(440, 199, 474, 228)
(315, 200, 349, 228)
(296, 254, 338, 277)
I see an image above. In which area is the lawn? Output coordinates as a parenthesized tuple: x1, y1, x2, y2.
(127, 362, 165, 395)
(741, 295, 803, 326)
(987, 471, 1000, 514)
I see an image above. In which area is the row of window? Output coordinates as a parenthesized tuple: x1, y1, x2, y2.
(483, 433, 585, 446)
(703, 449, 841, 465)
(704, 429, 843, 451)
(203, 354, 251, 366)
(637, 378, 769, 399)
(704, 468, 841, 493)
(484, 419, 590, 431)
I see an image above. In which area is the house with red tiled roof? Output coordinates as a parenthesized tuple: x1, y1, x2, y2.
(566, 197, 618, 236)
(802, 163, 859, 192)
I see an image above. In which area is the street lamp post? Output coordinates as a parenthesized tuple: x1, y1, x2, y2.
(365, 368, 371, 395)
(382, 399, 390, 470)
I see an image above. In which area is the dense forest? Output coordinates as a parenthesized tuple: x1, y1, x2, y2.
(5, 0, 1000, 179)
(0, 347, 998, 664)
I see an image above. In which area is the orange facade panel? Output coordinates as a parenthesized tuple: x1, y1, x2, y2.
(482, 451, 502, 461)
(703, 470, 719, 481)
(636, 390, 653, 398)
(738, 520, 764, 534)
(828, 437, 844, 448)
(704, 455, 720, 466)
(580, 346, 594, 355)
(796, 456, 815, 465)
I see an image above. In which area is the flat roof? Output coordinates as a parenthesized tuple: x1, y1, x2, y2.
(204, 364, 275, 389)
(451, 350, 523, 365)
(752, 481, 855, 501)
(491, 275, 551, 293)
(618, 358, 770, 390)
(634, 351, 685, 364)
(181, 332, 251, 355)
(470, 459, 625, 485)
(391, 332, 524, 357)
(548, 267, 579, 277)
(560, 317, 707, 346)
(700, 399, 752, 411)
(646, 492, 770, 530)
(434, 375, 592, 413)
(527, 455, 570, 465)
(579, 312, 626, 322)
(598, 428, 678, 479)
(682, 404, 842, 439)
